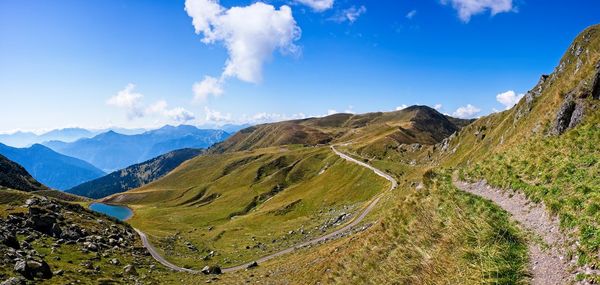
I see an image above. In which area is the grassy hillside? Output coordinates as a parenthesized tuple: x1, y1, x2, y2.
(52, 23, 597, 285)
(68, 148, 203, 199)
(105, 145, 389, 269)
(0, 154, 47, 192)
(211, 106, 470, 153)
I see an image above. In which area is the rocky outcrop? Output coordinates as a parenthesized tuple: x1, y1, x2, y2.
(0, 196, 140, 282)
(592, 62, 600, 99)
(14, 258, 52, 280)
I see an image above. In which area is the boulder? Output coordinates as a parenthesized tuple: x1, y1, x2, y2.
(14, 259, 53, 280)
(201, 265, 222, 275)
(246, 261, 258, 269)
(0, 233, 20, 249)
(123, 264, 138, 276)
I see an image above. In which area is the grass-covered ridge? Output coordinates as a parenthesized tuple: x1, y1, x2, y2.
(463, 111, 600, 272)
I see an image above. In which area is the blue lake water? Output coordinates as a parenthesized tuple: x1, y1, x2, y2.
(89, 203, 133, 221)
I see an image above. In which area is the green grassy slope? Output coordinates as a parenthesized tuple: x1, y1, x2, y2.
(105, 146, 388, 269)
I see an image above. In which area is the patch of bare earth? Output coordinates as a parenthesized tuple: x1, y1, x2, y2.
(454, 180, 580, 285)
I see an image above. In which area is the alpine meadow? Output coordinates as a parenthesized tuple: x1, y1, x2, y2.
(0, 1, 598, 284)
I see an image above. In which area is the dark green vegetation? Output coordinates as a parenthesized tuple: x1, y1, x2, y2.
(68, 148, 203, 199)
(0, 155, 47, 192)
(44, 125, 229, 171)
(0, 143, 105, 190)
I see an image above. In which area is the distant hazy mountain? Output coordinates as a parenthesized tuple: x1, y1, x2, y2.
(68, 148, 203, 199)
(44, 125, 229, 172)
(0, 127, 147, 147)
(0, 154, 48, 191)
(219, 124, 253, 134)
(0, 143, 105, 190)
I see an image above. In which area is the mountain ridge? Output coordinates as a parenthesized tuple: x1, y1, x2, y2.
(68, 148, 204, 199)
(44, 125, 229, 172)
(0, 143, 105, 190)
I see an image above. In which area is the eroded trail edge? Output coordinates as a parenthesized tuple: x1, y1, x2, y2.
(454, 180, 575, 285)
(135, 145, 397, 274)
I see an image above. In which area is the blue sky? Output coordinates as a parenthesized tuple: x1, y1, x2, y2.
(1, 0, 599, 133)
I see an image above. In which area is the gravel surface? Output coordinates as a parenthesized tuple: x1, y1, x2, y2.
(454, 180, 576, 285)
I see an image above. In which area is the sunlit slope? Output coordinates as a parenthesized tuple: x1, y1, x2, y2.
(212, 106, 471, 153)
(105, 145, 388, 268)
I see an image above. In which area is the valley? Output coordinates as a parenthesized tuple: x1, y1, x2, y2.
(0, 3, 598, 284)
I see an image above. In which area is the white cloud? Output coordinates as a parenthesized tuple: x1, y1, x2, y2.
(193, 76, 224, 102)
(395, 104, 408, 111)
(406, 10, 417, 19)
(202, 107, 307, 125)
(433, 103, 443, 110)
(441, 0, 514, 22)
(496, 90, 524, 110)
(185, 0, 301, 90)
(327, 109, 338, 115)
(295, 0, 334, 12)
(146, 101, 195, 122)
(106, 84, 144, 119)
(332, 5, 367, 23)
(107, 84, 194, 122)
(452, 104, 481, 118)
(204, 107, 232, 122)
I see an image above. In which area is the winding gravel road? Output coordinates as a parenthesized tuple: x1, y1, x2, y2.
(134, 145, 397, 274)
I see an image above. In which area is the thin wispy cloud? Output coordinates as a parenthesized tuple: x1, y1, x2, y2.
(295, 0, 334, 12)
(406, 10, 417, 19)
(331, 5, 367, 23)
(441, 0, 514, 22)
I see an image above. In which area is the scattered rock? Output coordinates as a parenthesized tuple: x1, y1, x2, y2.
(123, 264, 138, 276)
(246, 261, 258, 269)
(109, 258, 120, 265)
(201, 265, 222, 275)
(14, 259, 53, 280)
(0, 277, 25, 285)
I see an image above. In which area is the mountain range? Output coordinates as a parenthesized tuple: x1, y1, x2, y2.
(0, 127, 148, 148)
(43, 125, 230, 172)
(67, 148, 203, 199)
(0, 143, 105, 190)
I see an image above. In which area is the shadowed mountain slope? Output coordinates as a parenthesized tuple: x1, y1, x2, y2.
(0, 154, 47, 192)
(68, 148, 203, 199)
(0, 143, 105, 190)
